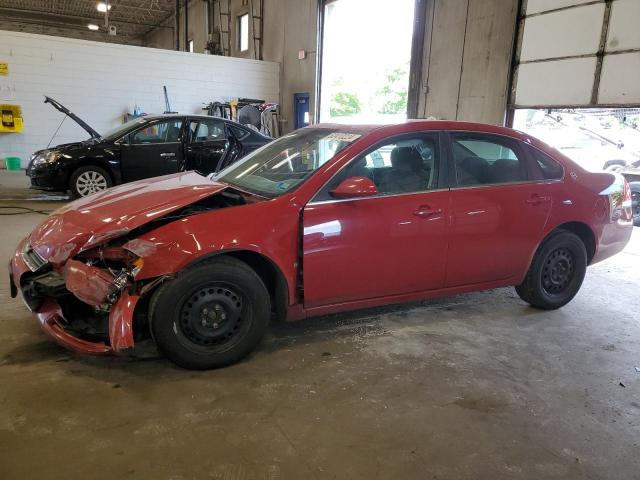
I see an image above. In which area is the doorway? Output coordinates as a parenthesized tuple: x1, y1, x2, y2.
(318, 0, 415, 124)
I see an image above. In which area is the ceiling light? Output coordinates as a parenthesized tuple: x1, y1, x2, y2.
(87, 24, 99, 31)
(96, 2, 112, 12)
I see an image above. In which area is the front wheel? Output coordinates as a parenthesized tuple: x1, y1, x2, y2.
(515, 231, 587, 310)
(69, 165, 113, 198)
(149, 257, 271, 369)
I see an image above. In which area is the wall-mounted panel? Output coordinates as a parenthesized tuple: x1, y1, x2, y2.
(598, 52, 640, 104)
(606, 0, 640, 52)
(0, 30, 279, 167)
(520, 3, 605, 61)
(515, 57, 596, 106)
(526, 0, 596, 15)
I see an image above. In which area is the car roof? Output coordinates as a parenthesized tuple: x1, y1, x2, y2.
(139, 113, 249, 126)
(312, 120, 530, 141)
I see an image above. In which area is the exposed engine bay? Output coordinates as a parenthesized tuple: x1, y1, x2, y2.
(17, 189, 249, 349)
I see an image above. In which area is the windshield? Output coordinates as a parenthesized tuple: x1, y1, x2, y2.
(102, 118, 148, 141)
(216, 127, 365, 197)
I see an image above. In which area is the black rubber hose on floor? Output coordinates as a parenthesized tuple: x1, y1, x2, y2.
(0, 206, 52, 215)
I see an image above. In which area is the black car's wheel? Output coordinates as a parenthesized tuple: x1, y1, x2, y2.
(515, 230, 587, 310)
(69, 166, 113, 198)
(149, 257, 270, 370)
(631, 190, 640, 227)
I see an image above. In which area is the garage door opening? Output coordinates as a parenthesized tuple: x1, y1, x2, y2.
(318, 0, 415, 124)
(513, 108, 640, 173)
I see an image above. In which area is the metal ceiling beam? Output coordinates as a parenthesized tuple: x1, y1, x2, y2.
(0, 6, 173, 30)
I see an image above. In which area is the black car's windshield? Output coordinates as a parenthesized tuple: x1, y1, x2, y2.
(102, 118, 148, 141)
(216, 127, 365, 197)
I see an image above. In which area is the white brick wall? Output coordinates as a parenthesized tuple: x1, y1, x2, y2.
(0, 30, 280, 167)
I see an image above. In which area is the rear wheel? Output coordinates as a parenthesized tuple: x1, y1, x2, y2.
(515, 231, 587, 310)
(632, 190, 640, 227)
(69, 166, 112, 198)
(149, 257, 270, 369)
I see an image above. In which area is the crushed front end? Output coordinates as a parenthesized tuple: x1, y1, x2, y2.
(9, 236, 155, 354)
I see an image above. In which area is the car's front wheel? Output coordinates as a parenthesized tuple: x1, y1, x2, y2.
(515, 230, 587, 310)
(149, 257, 271, 369)
(69, 165, 113, 198)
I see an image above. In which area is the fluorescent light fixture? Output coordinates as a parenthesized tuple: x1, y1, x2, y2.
(87, 24, 100, 31)
(96, 2, 112, 12)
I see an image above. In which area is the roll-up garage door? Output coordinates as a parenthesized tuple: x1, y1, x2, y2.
(511, 0, 640, 108)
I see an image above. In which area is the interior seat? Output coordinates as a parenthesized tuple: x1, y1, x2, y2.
(489, 158, 523, 183)
(457, 156, 490, 186)
(382, 146, 426, 194)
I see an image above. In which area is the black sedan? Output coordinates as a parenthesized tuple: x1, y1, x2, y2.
(27, 97, 272, 197)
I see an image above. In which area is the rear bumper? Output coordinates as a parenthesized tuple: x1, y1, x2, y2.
(592, 219, 634, 264)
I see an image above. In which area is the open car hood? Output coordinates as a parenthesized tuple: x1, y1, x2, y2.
(44, 96, 102, 140)
(29, 172, 228, 264)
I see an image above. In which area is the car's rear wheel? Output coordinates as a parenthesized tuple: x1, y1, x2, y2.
(70, 166, 112, 198)
(149, 257, 270, 369)
(631, 190, 640, 227)
(515, 230, 587, 310)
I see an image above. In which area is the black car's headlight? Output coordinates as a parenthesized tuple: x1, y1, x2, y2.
(31, 151, 61, 167)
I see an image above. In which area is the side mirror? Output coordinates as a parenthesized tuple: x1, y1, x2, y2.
(330, 176, 378, 199)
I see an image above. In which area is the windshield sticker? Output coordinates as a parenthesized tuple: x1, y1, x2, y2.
(323, 132, 362, 142)
(276, 181, 290, 191)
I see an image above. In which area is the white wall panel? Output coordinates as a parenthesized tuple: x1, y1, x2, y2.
(515, 57, 596, 106)
(598, 52, 640, 104)
(526, 0, 596, 15)
(0, 30, 279, 167)
(606, 0, 640, 52)
(520, 4, 605, 61)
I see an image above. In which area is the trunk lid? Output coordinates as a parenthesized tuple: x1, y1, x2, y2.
(29, 172, 228, 264)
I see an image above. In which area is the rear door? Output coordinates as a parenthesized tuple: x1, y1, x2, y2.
(302, 132, 451, 307)
(120, 118, 185, 181)
(185, 118, 228, 174)
(444, 132, 552, 287)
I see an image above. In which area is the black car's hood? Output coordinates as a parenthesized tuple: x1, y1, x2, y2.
(44, 96, 102, 140)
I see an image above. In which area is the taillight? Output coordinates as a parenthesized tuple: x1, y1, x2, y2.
(600, 174, 633, 223)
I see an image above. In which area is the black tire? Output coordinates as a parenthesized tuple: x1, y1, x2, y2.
(515, 230, 587, 310)
(149, 257, 270, 369)
(69, 165, 113, 198)
(631, 190, 640, 227)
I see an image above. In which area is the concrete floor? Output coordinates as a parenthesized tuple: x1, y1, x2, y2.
(1, 170, 639, 479)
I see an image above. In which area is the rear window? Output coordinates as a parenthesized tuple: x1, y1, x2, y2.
(528, 146, 564, 180)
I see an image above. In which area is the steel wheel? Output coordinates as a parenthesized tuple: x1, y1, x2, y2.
(632, 191, 640, 224)
(176, 283, 250, 353)
(541, 247, 575, 295)
(75, 170, 108, 196)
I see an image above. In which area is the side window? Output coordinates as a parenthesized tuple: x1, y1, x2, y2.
(314, 134, 439, 201)
(451, 134, 527, 186)
(189, 119, 226, 143)
(528, 146, 564, 180)
(130, 119, 184, 144)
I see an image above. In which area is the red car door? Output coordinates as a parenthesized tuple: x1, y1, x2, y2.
(444, 132, 552, 287)
(302, 133, 451, 308)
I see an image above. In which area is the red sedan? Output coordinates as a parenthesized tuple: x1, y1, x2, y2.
(9, 121, 634, 369)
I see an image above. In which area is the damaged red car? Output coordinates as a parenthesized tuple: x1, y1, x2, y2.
(9, 121, 634, 369)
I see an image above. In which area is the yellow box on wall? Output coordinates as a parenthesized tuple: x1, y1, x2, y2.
(0, 63, 8, 75)
(0, 104, 23, 133)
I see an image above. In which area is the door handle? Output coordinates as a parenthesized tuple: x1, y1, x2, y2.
(526, 194, 551, 206)
(160, 152, 176, 158)
(413, 206, 443, 218)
